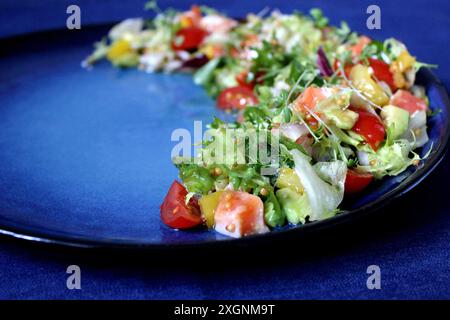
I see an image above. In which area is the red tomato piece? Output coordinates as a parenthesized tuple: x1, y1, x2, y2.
(216, 85, 259, 110)
(235, 71, 254, 90)
(351, 109, 386, 151)
(345, 169, 374, 194)
(368, 58, 397, 92)
(333, 59, 353, 78)
(160, 180, 202, 229)
(214, 191, 269, 238)
(172, 26, 208, 51)
(390, 90, 428, 115)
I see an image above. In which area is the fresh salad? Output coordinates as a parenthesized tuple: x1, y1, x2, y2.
(85, 3, 436, 238)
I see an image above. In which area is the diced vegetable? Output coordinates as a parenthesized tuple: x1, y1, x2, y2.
(160, 181, 202, 229)
(106, 40, 139, 67)
(368, 58, 397, 92)
(390, 50, 416, 89)
(214, 191, 269, 238)
(172, 26, 208, 51)
(344, 169, 373, 194)
(381, 105, 409, 141)
(351, 109, 386, 151)
(401, 110, 429, 148)
(293, 87, 329, 114)
(317, 46, 333, 76)
(276, 168, 304, 193)
(390, 90, 428, 115)
(317, 92, 359, 130)
(276, 188, 311, 224)
(349, 64, 389, 106)
(216, 85, 259, 110)
(198, 191, 224, 228)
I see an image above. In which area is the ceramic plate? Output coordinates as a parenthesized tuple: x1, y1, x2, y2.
(0, 25, 448, 249)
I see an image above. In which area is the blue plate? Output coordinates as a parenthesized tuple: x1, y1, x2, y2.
(0, 25, 448, 249)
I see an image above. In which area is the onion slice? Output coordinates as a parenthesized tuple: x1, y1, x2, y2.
(317, 46, 333, 77)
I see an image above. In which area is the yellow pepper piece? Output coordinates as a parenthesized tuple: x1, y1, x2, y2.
(199, 191, 224, 228)
(180, 16, 193, 29)
(107, 39, 132, 61)
(392, 50, 416, 73)
(276, 168, 304, 194)
(350, 64, 389, 106)
(200, 44, 216, 60)
(390, 50, 416, 89)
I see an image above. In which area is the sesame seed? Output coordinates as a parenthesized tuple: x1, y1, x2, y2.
(226, 224, 236, 232)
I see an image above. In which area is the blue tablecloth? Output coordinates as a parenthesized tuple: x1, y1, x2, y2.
(0, 0, 449, 299)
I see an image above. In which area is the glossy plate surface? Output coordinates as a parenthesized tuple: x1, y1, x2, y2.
(0, 26, 448, 249)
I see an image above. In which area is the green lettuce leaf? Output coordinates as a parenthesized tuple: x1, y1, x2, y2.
(291, 149, 347, 221)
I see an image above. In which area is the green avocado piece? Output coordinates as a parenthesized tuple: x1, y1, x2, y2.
(317, 92, 359, 130)
(381, 105, 409, 141)
(276, 188, 312, 225)
(111, 52, 140, 68)
(323, 106, 359, 130)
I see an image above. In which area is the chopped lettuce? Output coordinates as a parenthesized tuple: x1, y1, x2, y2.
(291, 150, 346, 221)
(177, 163, 214, 195)
(263, 186, 286, 227)
(358, 140, 420, 178)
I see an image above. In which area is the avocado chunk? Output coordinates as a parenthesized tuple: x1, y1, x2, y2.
(317, 91, 359, 130)
(323, 106, 359, 130)
(276, 188, 312, 225)
(381, 105, 409, 141)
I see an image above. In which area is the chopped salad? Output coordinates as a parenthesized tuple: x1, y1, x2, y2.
(85, 3, 436, 238)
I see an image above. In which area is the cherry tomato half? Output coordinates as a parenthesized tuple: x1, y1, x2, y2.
(345, 169, 374, 194)
(171, 26, 208, 51)
(351, 109, 386, 151)
(235, 71, 255, 90)
(368, 58, 397, 92)
(160, 180, 202, 229)
(235, 71, 266, 90)
(216, 85, 259, 110)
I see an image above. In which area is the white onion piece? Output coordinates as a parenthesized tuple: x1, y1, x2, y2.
(279, 123, 309, 142)
(109, 18, 144, 41)
(357, 151, 370, 166)
(401, 110, 429, 148)
(410, 110, 427, 128)
(405, 69, 416, 89)
(411, 85, 426, 99)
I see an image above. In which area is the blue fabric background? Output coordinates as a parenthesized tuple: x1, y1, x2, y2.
(0, 0, 449, 299)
